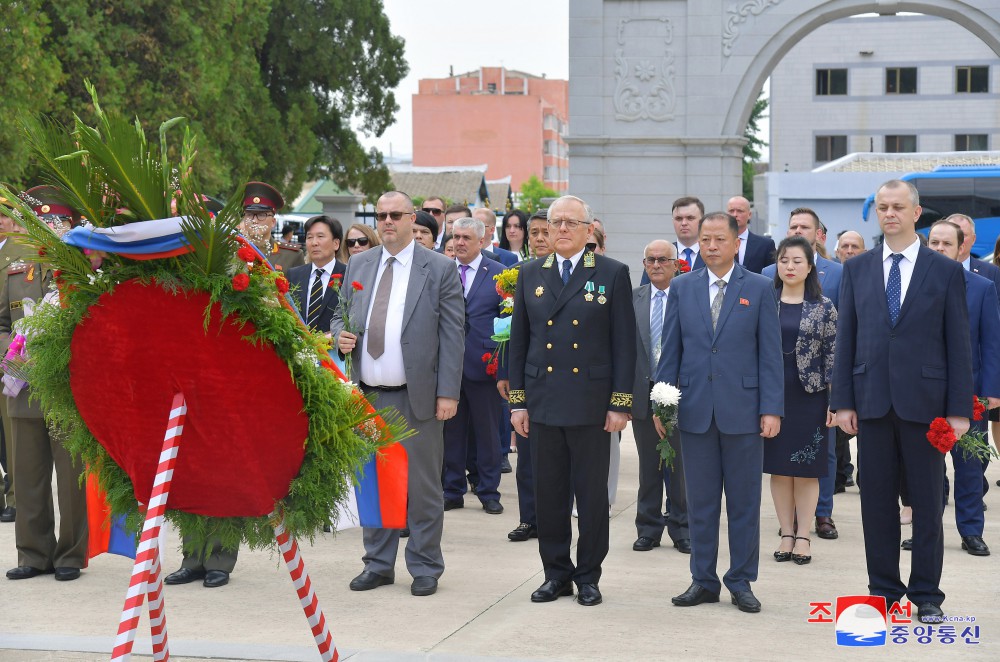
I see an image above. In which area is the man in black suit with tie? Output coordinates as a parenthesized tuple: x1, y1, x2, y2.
(509, 194, 636, 607)
(727, 196, 775, 274)
(641, 197, 704, 287)
(832, 179, 973, 624)
(947, 213, 1000, 299)
(287, 216, 347, 332)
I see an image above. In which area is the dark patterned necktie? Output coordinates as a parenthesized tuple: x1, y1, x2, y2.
(307, 268, 324, 328)
(561, 259, 571, 285)
(887, 253, 903, 326)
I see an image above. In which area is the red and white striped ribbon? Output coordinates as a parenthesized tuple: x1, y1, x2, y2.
(274, 515, 338, 662)
(110, 393, 186, 662)
(147, 541, 169, 662)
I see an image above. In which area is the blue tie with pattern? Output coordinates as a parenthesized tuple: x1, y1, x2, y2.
(650, 289, 665, 375)
(561, 259, 572, 285)
(887, 253, 903, 326)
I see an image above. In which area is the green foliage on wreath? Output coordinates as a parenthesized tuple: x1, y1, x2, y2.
(0, 83, 410, 552)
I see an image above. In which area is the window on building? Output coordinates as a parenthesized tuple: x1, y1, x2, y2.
(885, 135, 917, 153)
(955, 134, 989, 151)
(816, 69, 848, 95)
(956, 66, 989, 93)
(885, 67, 917, 94)
(815, 135, 848, 163)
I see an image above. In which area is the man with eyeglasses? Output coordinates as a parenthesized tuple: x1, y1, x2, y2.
(239, 181, 304, 273)
(630, 240, 690, 556)
(508, 195, 636, 607)
(422, 195, 447, 247)
(333, 190, 464, 598)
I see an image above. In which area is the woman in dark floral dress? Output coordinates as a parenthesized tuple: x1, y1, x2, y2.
(764, 237, 838, 565)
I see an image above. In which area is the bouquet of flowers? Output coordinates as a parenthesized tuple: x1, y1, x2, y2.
(329, 275, 363, 380)
(650, 381, 682, 469)
(926, 396, 999, 461)
(485, 265, 519, 379)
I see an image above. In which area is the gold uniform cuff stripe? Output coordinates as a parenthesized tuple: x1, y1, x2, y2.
(610, 392, 632, 407)
(509, 389, 526, 404)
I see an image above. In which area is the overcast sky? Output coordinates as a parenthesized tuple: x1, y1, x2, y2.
(359, 0, 570, 160)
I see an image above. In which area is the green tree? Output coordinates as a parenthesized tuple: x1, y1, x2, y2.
(519, 175, 558, 213)
(742, 92, 769, 201)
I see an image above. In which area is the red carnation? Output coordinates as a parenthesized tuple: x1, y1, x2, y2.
(351, 281, 363, 291)
(232, 273, 250, 292)
(926, 417, 957, 454)
(238, 245, 258, 262)
(38, 248, 46, 258)
(486, 360, 498, 377)
(677, 258, 691, 274)
(973, 396, 986, 422)
(275, 276, 290, 294)
(53, 269, 62, 278)
(482, 352, 492, 364)
(332, 273, 343, 280)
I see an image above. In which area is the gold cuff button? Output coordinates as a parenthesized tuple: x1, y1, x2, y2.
(547, 320, 553, 326)
(546, 343, 552, 349)
(572, 320, 579, 326)
(547, 366, 553, 373)
(573, 368, 579, 373)
(573, 343, 579, 349)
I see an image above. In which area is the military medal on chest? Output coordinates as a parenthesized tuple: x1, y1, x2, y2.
(597, 285, 607, 305)
(535, 286, 544, 297)
(584, 281, 595, 302)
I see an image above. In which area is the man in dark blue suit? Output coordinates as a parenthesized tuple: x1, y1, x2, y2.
(473, 208, 519, 267)
(727, 196, 775, 274)
(763, 208, 843, 540)
(641, 197, 705, 287)
(442, 217, 506, 514)
(657, 212, 783, 614)
(832, 179, 973, 624)
(927, 220, 1000, 557)
(287, 215, 347, 332)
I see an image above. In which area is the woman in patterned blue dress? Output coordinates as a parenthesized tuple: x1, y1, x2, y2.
(764, 237, 838, 565)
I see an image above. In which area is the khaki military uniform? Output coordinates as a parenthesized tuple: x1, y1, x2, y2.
(0, 236, 29, 510)
(266, 240, 304, 273)
(0, 263, 88, 570)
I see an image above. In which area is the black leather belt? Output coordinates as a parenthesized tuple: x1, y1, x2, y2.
(360, 381, 407, 392)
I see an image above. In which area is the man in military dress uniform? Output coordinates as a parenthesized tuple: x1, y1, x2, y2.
(3, 186, 88, 581)
(509, 195, 636, 607)
(0, 201, 27, 522)
(239, 181, 303, 273)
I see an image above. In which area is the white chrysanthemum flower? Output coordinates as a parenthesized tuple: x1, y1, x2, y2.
(650, 382, 682, 407)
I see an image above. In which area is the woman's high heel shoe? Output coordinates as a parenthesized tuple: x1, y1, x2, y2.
(774, 534, 794, 562)
(792, 536, 812, 565)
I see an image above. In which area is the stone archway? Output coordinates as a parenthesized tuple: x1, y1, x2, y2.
(568, 0, 1000, 263)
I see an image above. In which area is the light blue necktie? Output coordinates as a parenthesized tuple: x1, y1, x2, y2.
(650, 289, 665, 375)
(887, 253, 903, 325)
(561, 259, 572, 285)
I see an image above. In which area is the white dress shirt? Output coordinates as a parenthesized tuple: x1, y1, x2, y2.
(555, 247, 586, 278)
(962, 256, 972, 271)
(306, 258, 337, 312)
(359, 241, 414, 387)
(676, 242, 700, 267)
(737, 229, 749, 266)
(455, 253, 483, 298)
(882, 236, 921, 307)
(708, 264, 736, 307)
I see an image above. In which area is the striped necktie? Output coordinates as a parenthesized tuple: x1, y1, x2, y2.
(307, 268, 325, 328)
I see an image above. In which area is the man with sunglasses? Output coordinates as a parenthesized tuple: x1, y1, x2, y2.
(239, 181, 304, 273)
(509, 195, 636, 607)
(422, 196, 447, 248)
(333, 191, 464, 598)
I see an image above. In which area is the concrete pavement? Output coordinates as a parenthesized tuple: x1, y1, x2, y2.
(1, 430, 998, 661)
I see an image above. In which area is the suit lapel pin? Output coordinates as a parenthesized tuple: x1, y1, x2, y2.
(584, 281, 595, 301)
(597, 285, 607, 305)
(535, 286, 544, 297)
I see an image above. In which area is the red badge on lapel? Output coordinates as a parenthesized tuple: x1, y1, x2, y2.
(739, 298, 750, 306)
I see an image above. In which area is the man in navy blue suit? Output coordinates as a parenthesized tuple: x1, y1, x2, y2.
(763, 208, 842, 540)
(287, 216, 347, 333)
(641, 196, 705, 287)
(926, 220, 1000, 557)
(442, 217, 506, 514)
(727, 196, 775, 274)
(832, 179, 973, 624)
(657, 212, 783, 614)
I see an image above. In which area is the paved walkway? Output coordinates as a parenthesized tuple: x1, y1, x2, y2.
(1, 431, 998, 661)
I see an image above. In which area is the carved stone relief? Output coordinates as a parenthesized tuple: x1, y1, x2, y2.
(722, 0, 783, 57)
(613, 17, 677, 122)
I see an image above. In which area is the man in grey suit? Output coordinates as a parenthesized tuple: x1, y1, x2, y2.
(762, 207, 843, 540)
(332, 190, 465, 597)
(656, 212, 783, 613)
(631, 240, 689, 554)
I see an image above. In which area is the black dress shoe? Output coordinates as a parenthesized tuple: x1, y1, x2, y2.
(731, 590, 762, 613)
(349, 570, 394, 591)
(845, 476, 855, 487)
(671, 583, 720, 607)
(500, 456, 512, 473)
(531, 579, 573, 602)
(0, 506, 14, 522)
(901, 538, 913, 551)
(444, 498, 464, 511)
(411, 576, 438, 596)
(6, 566, 51, 580)
(673, 539, 692, 554)
(961, 535, 991, 556)
(164, 567, 205, 585)
(815, 517, 838, 540)
(633, 536, 660, 551)
(54, 567, 81, 581)
(203, 570, 229, 588)
(917, 603, 945, 623)
(834, 484, 846, 494)
(508, 523, 537, 541)
(576, 583, 602, 606)
(482, 499, 503, 514)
